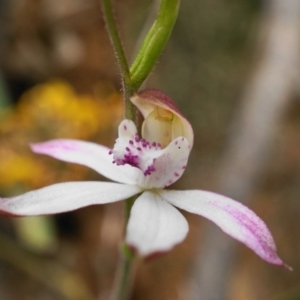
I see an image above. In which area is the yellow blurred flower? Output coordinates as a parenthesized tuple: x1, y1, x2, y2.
(0, 79, 123, 192)
(17, 79, 123, 139)
(0, 150, 48, 188)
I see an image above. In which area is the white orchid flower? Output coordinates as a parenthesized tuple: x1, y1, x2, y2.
(0, 89, 289, 269)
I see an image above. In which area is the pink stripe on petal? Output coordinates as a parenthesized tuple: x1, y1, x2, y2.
(160, 189, 291, 269)
(30, 139, 141, 185)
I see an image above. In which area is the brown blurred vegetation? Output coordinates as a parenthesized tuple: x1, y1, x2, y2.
(0, 0, 300, 300)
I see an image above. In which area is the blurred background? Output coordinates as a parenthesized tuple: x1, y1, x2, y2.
(0, 0, 299, 299)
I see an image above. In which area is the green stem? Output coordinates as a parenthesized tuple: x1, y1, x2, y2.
(109, 195, 137, 300)
(110, 245, 135, 300)
(104, 194, 136, 300)
(101, 0, 136, 120)
(101, 1, 137, 299)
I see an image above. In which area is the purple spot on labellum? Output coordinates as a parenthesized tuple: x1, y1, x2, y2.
(108, 150, 113, 155)
(144, 164, 156, 176)
(112, 127, 166, 176)
(174, 172, 179, 177)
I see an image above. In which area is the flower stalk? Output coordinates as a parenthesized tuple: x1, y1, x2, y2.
(100, 1, 138, 298)
(100, 0, 135, 120)
(100, 0, 182, 298)
(109, 244, 135, 300)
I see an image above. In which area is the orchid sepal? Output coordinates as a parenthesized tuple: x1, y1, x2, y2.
(159, 189, 292, 270)
(0, 182, 142, 216)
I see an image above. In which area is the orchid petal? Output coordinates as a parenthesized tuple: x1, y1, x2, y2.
(0, 182, 141, 216)
(131, 89, 194, 148)
(159, 189, 290, 269)
(126, 191, 189, 256)
(31, 139, 140, 185)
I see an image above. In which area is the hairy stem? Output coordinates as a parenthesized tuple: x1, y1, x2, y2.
(101, 0, 136, 120)
(101, 1, 137, 299)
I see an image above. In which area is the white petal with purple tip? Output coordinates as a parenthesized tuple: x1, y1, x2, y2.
(159, 189, 290, 269)
(0, 182, 141, 216)
(126, 191, 189, 256)
(31, 139, 141, 185)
